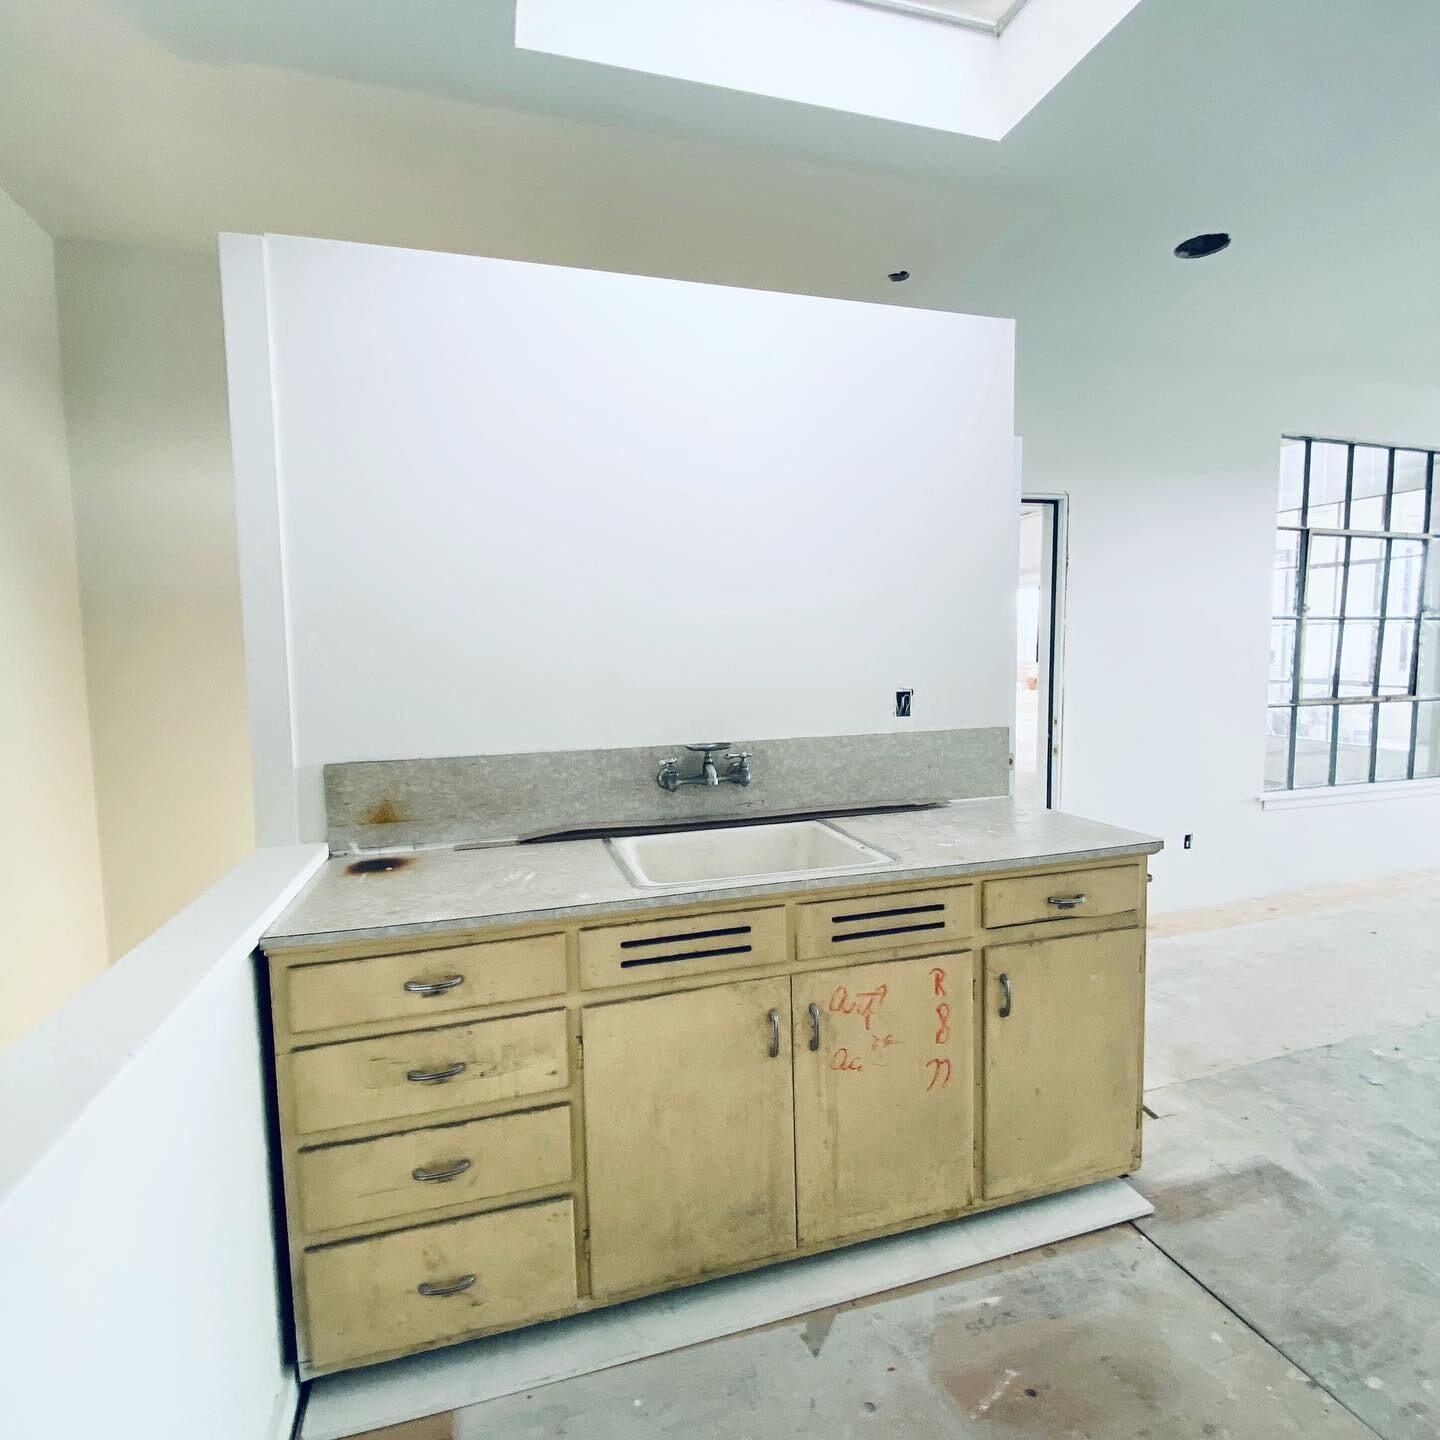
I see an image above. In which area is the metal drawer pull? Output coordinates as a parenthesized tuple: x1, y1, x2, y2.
(998, 972, 1013, 1018)
(406, 1062, 467, 1084)
(403, 974, 465, 996)
(767, 1008, 782, 1058)
(808, 1002, 821, 1052)
(417, 1275, 476, 1298)
(412, 1158, 472, 1184)
(1047, 894, 1087, 910)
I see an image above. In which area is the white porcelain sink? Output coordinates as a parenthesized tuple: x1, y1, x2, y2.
(607, 819, 893, 890)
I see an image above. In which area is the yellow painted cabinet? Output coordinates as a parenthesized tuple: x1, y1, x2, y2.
(982, 930, 1144, 1201)
(269, 858, 1156, 1376)
(582, 977, 798, 1298)
(792, 954, 975, 1245)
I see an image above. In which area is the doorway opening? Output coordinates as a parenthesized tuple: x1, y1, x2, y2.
(1016, 497, 1065, 808)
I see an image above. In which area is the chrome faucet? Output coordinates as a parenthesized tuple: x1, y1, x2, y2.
(656, 742, 752, 792)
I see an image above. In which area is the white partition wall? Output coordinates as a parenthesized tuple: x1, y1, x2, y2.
(0, 844, 326, 1440)
(221, 235, 1017, 840)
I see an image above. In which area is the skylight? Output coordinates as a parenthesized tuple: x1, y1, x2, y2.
(840, 0, 1032, 34)
(516, 0, 1141, 142)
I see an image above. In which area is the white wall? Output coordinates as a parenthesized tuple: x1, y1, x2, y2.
(213, 224, 1440, 906)
(0, 184, 108, 1048)
(1019, 324, 1440, 911)
(83, 222, 1440, 914)
(54, 242, 255, 956)
(0, 845, 326, 1440)
(230, 235, 1017, 840)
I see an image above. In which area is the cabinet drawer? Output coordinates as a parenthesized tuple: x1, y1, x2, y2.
(297, 1104, 573, 1234)
(578, 907, 787, 989)
(303, 1198, 577, 1370)
(796, 885, 972, 960)
(285, 934, 567, 1035)
(981, 866, 1140, 930)
(290, 1009, 569, 1135)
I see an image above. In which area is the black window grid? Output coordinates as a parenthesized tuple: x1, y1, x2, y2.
(1271, 436, 1440, 791)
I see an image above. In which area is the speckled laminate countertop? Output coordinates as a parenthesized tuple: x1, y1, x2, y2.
(262, 798, 1162, 951)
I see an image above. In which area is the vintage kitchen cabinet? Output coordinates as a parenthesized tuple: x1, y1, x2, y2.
(263, 855, 1148, 1375)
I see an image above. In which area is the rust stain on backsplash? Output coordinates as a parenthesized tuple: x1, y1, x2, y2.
(361, 798, 408, 826)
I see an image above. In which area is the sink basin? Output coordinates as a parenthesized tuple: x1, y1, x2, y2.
(607, 819, 893, 890)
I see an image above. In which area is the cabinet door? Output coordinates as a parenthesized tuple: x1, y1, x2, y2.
(583, 978, 796, 1298)
(982, 930, 1143, 1201)
(792, 954, 975, 1246)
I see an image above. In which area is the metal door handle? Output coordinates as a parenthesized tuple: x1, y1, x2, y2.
(406, 1061, 467, 1084)
(417, 1275, 476, 1298)
(1047, 894, 1087, 910)
(412, 1158, 472, 1183)
(807, 1002, 821, 1051)
(404, 974, 464, 996)
(767, 1008, 781, 1058)
(998, 972, 1013, 1018)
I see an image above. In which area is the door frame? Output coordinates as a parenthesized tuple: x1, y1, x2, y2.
(1019, 494, 1068, 809)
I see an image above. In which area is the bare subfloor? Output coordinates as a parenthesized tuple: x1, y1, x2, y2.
(349, 872, 1440, 1440)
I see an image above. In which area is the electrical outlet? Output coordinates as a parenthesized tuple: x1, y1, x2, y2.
(895, 689, 913, 718)
(1183, 833, 1193, 849)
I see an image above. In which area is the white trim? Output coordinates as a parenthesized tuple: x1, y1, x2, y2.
(836, 0, 1025, 34)
(1260, 776, 1440, 810)
(219, 233, 301, 846)
(1021, 485, 1069, 810)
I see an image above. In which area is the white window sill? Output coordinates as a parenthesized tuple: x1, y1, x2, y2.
(1260, 777, 1440, 810)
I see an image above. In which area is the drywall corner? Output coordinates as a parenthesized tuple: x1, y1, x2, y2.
(219, 234, 303, 847)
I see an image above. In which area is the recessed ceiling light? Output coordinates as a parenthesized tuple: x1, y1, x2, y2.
(1174, 232, 1231, 260)
(888, 269, 911, 282)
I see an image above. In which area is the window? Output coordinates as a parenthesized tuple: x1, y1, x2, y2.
(1267, 437, 1440, 791)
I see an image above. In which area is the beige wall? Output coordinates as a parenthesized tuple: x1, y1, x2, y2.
(55, 243, 253, 958)
(0, 186, 108, 1047)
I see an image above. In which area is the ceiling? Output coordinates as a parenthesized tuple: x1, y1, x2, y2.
(2, 0, 1439, 388)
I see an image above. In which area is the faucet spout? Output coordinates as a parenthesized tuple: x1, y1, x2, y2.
(655, 742, 754, 791)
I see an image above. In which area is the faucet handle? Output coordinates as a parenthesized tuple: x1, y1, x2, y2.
(725, 751, 752, 785)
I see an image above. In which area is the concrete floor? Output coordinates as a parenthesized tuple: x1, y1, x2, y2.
(352, 872, 1440, 1440)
